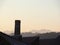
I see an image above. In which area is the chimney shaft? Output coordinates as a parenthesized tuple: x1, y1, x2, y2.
(14, 20, 21, 35)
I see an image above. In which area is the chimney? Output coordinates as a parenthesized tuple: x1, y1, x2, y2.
(14, 20, 21, 35)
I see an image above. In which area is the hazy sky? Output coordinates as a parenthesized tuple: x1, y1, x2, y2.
(0, 0, 60, 34)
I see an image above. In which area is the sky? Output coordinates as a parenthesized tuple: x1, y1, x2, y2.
(0, 0, 60, 34)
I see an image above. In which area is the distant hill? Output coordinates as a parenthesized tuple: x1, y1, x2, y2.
(22, 32, 60, 39)
(31, 29, 54, 33)
(39, 32, 60, 39)
(10, 32, 60, 39)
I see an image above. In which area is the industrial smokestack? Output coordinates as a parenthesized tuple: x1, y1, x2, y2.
(14, 20, 21, 35)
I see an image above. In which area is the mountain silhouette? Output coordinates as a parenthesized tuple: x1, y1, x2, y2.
(31, 29, 53, 33)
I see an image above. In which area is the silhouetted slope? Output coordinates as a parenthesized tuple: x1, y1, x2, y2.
(0, 32, 28, 45)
